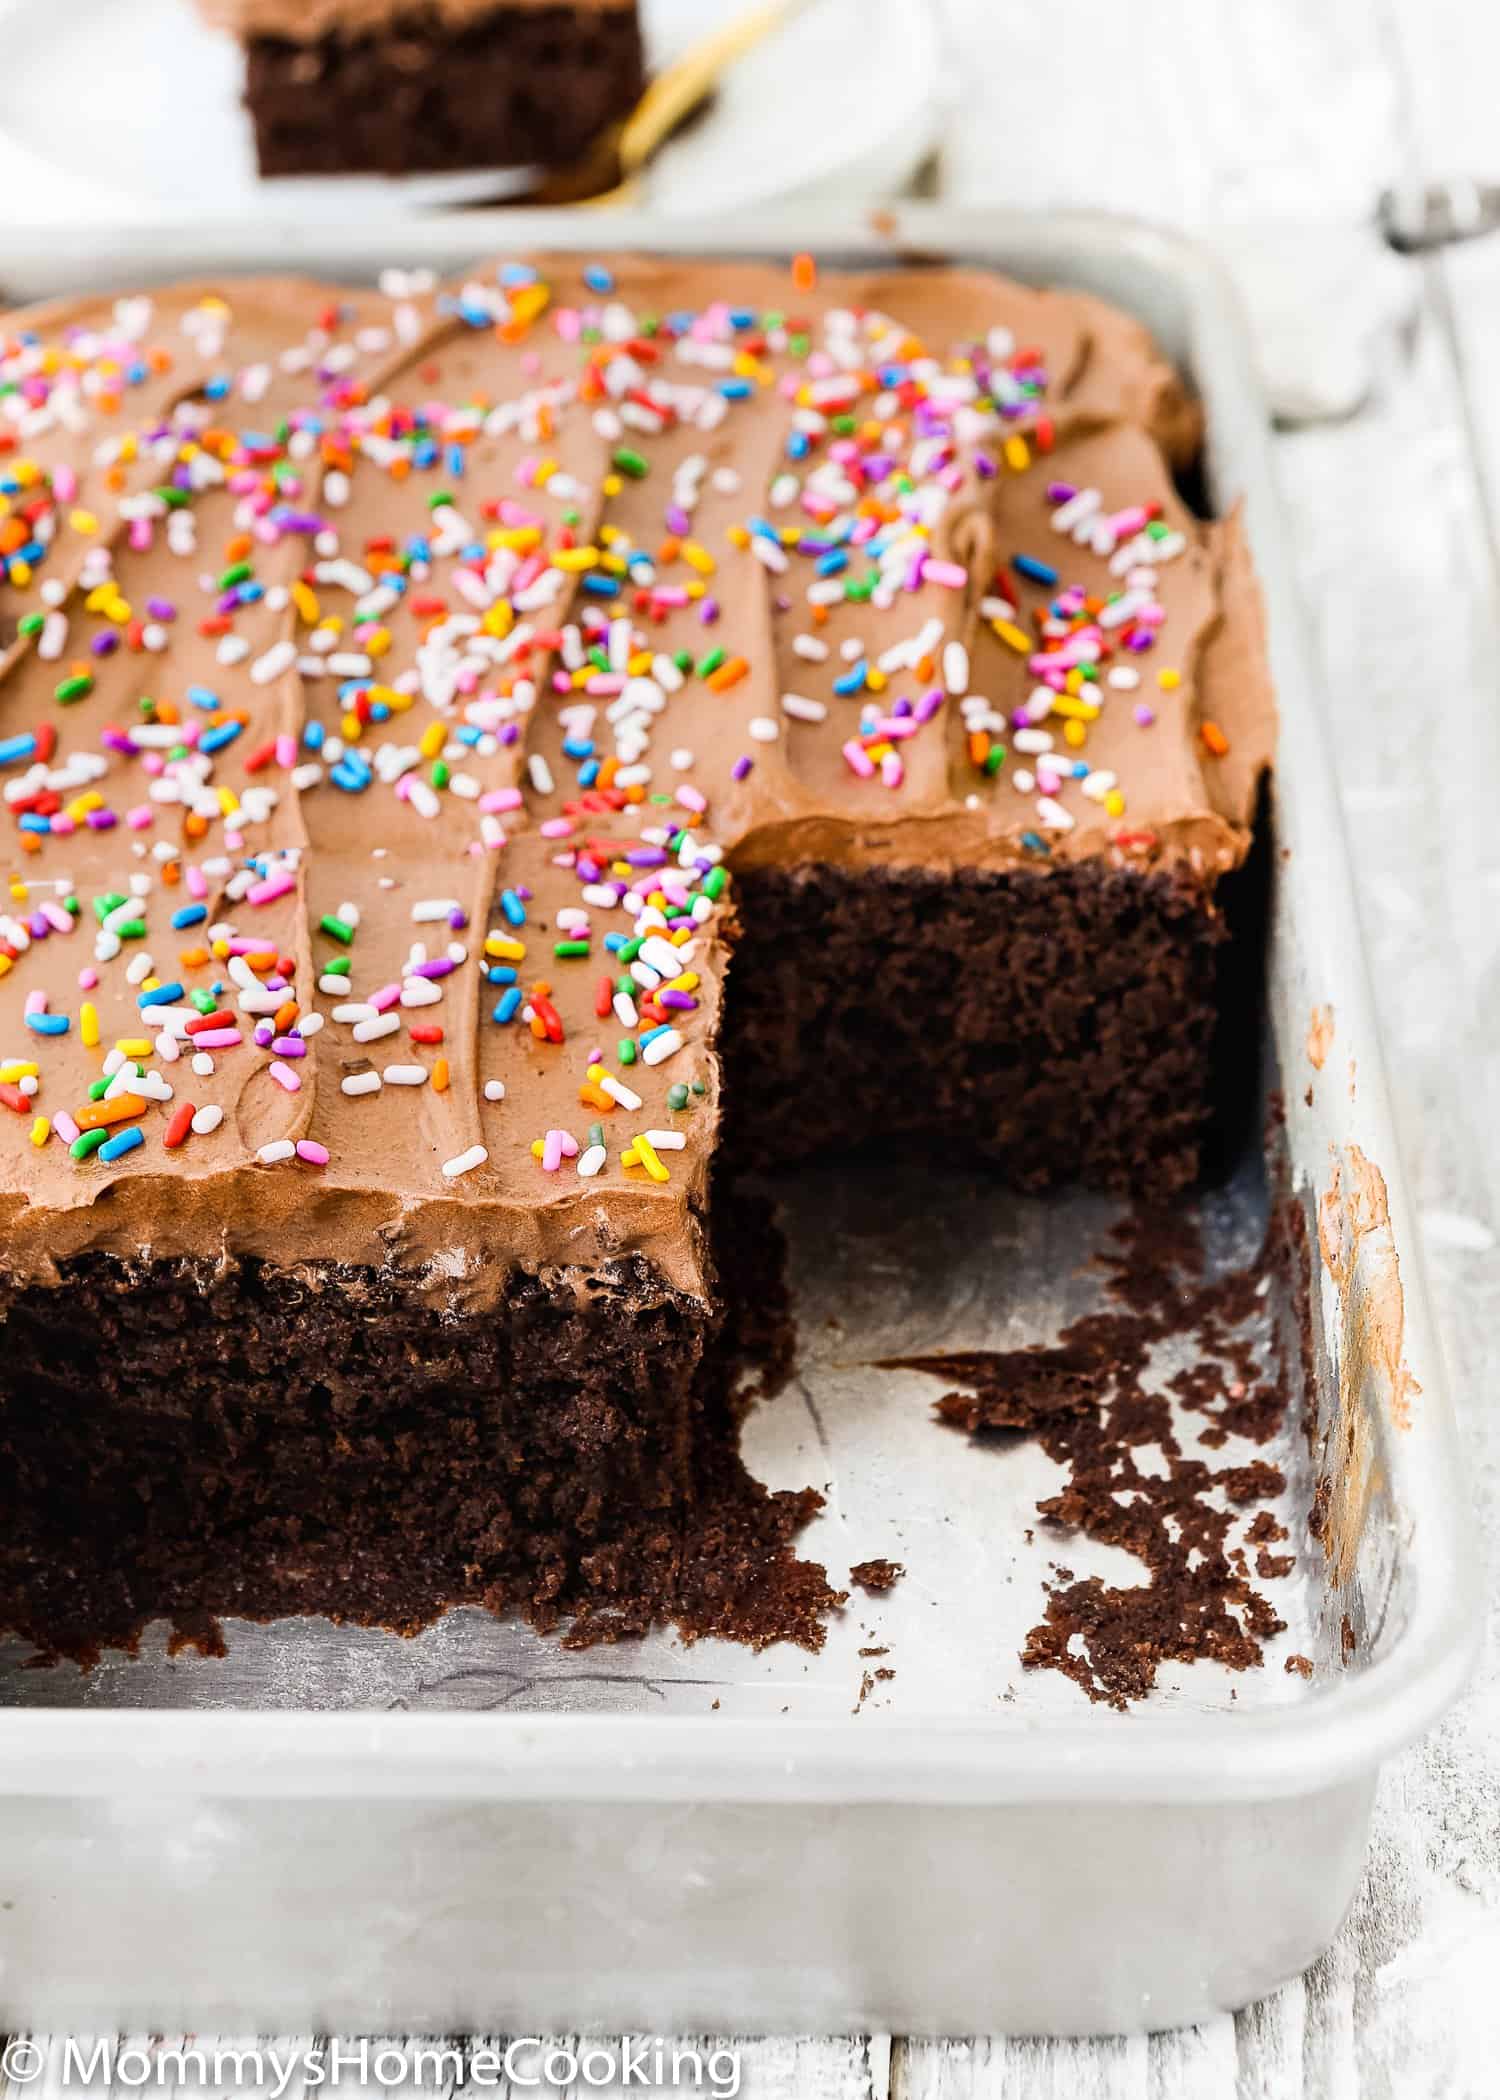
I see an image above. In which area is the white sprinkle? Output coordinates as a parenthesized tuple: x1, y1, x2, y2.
(190, 1105, 223, 1136)
(748, 717, 780, 743)
(443, 1144, 488, 1179)
(411, 897, 459, 922)
(352, 1012, 400, 1043)
(483, 1080, 506, 1103)
(599, 1072, 642, 1112)
(331, 1002, 377, 1025)
(191, 1052, 215, 1078)
(781, 692, 827, 724)
(792, 634, 830, 663)
(644, 1129, 687, 1150)
(577, 1143, 607, 1179)
(641, 1028, 684, 1067)
(250, 641, 296, 687)
(257, 1139, 295, 1165)
(943, 641, 970, 695)
(528, 753, 554, 795)
(383, 1064, 428, 1086)
(341, 1070, 382, 1097)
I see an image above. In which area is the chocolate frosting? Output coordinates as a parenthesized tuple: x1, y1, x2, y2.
(0, 255, 1274, 1301)
(197, 0, 633, 40)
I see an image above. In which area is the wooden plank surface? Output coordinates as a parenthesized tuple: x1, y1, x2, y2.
(5, 1, 1498, 2094)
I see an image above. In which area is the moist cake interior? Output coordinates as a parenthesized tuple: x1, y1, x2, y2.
(0, 255, 1275, 1661)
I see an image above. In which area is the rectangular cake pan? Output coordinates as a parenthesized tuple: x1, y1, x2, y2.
(0, 207, 1481, 2038)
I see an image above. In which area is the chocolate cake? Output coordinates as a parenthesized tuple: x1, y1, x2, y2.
(0, 254, 1275, 1660)
(196, 0, 647, 178)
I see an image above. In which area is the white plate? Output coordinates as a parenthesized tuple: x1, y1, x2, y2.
(0, 0, 944, 223)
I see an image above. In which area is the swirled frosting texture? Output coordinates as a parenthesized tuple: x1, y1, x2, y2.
(0, 255, 1273, 1298)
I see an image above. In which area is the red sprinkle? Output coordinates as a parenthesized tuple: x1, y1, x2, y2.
(163, 1101, 195, 1149)
(409, 1022, 444, 1044)
(0, 1082, 30, 1114)
(594, 974, 613, 1019)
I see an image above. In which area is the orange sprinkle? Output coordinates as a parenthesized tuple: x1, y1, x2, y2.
(707, 656, 749, 694)
(793, 253, 817, 292)
(432, 1057, 449, 1093)
(1200, 721, 1230, 757)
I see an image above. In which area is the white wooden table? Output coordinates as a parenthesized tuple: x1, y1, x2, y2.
(4, 0, 1498, 2091)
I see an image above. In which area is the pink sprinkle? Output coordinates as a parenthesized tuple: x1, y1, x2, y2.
(78, 968, 98, 991)
(920, 559, 968, 591)
(126, 806, 154, 829)
(296, 1139, 330, 1166)
(193, 1027, 241, 1049)
(186, 865, 209, 899)
(842, 738, 876, 779)
(268, 1060, 300, 1092)
(275, 734, 298, 768)
(50, 813, 75, 836)
(539, 817, 574, 839)
(541, 1128, 565, 1172)
(247, 872, 295, 906)
(370, 983, 402, 1011)
(23, 991, 45, 1018)
(479, 787, 524, 814)
(53, 1111, 80, 1143)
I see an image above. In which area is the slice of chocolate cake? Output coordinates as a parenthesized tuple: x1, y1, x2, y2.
(0, 255, 1274, 1661)
(197, 0, 647, 178)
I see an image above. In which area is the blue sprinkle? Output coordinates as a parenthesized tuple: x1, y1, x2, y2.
(834, 664, 869, 697)
(171, 904, 208, 930)
(638, 1023, 671, 1047)
(816, 551, 849, 578)
(500, 888, 526, 927)
(137, 982, 185, 1010)
(719, 379, 753, 400)
(0, 733, 38, 766)
(99, 1125, 145, 1164)
(584, 263, 615, 294)
(562, 737, 594, 761)
(486, 966, 518, 987)
(493, 987, 522, 1024)
(578, 759, 600, 788)
(25, 1012, 68, 1036)
(199, 721, 242, 754)
(1013, 553, 1060, 587)
(330, 761, 372, 792)
(303, 721, 325, 751)
(186, 685, 219, 711)
(581, 574, 620, 597)
(18, 814, 50, 835)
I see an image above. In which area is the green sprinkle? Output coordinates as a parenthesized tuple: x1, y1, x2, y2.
(697, 647, 726, 679)
(55, 674, 93, 705)
(17, 613, 43, 637)
(667, 1083, 689, 1111)
(588, 1121, 605, 1149)
(983, 744, 1007, 776)
(70, 1128, 108, 1161)
(703, 867, 727, 901)
(428, 491, 455, 511)
(553, 939, 590, 960)
(323, 955, 352, 977)
(612, 447, 649, 480)
(618, 936, 643, 964)
(189, 989, 218, 1015)
(113, 919, 147, 941)
(87, 1077, 109, 1102)
(319, 912, 355, 945)
(431, 760, 450, 789)
(217, 561, 252, 591)
(618, 1039, 637, 1066)
(672, 650, 693, 675)
(691, 1078, 708, 1097)
(92, 892, 126, 923)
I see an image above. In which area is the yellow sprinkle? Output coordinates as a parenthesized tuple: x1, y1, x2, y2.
(1158, 668, 1182, 690)
(552, 547, 600, 573)
(1051, 696, 1100, 723)
(532, 459, 559, 487)
(80, 1002, 99, 1047)
(114, 1038, 151, 1057)
(601, 552, 628, 576)
(9, 561, 30, 587)
(30, 1116, 48, 1148)
(68, 509, 99, 536)
(316, 614, 344, 635)
(726, 525, 751, 551)
(64, 790, 105, 823)
(866, 668, 887, 694)
(1063, 720, 1087, 748)
(602, 475, 623, 498)
(627, 650, 653, 675)
(216, 786, 239, 816)
(490, 527, 542, 553)
(365, 630, 391, 659)
(631, 1134, 670, 1183)
(8, 878, 28, 902)
(1004, 434, 1032, 472)
(367, 684, 414, 713)
(1104, 790, 1126, 818)
(292, 582, 320, 625)
(992, 619, 1033, 655)
(485, 934, 526, 962)
(0, 1060, 38, 1083)
(481, 603, 515, 639)
(0, 955, 13, 980)
(599, 524, 622, 547)
(419, 721, 446, 760)
(681, 542, 716, 575)
(665, 971, 699, 993)
(341, 713, 363, 743)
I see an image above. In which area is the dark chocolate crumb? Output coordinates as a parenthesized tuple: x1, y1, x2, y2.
(848, 1558, 905, 1592)
(1285, 1653, 1314, 1679)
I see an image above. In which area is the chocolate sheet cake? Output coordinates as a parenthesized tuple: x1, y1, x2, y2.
(0, 254, 1275, 1659)
(196, 0, 647, 178)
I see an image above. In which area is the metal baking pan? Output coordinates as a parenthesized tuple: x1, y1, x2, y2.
(0, 206, 1481, 2038)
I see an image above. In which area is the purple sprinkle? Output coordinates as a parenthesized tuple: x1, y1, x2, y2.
(146, 597, 176, 622)
(1046, 482, 1077, 503)
(101, 729, 138, 755)
(86, 809, 118, 831)
(253, 1022, 274, 1047)
(414, 958, 456, 980)
(499, 723, 520, 747)
(975, 453, 998, 479)
(699, 598, 719, 626)
(271, 1035, 307, 1057)
(659, 989, 697, 1011)
(731, 754, 752, 782)
(1133, 704, 1156, 727)
(665, 504, 691, 537)
(91, 632, 120, 658)
(27, 911, 48, 938)
(447, 906, 468, 930)
(626, 848, 667, 869)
